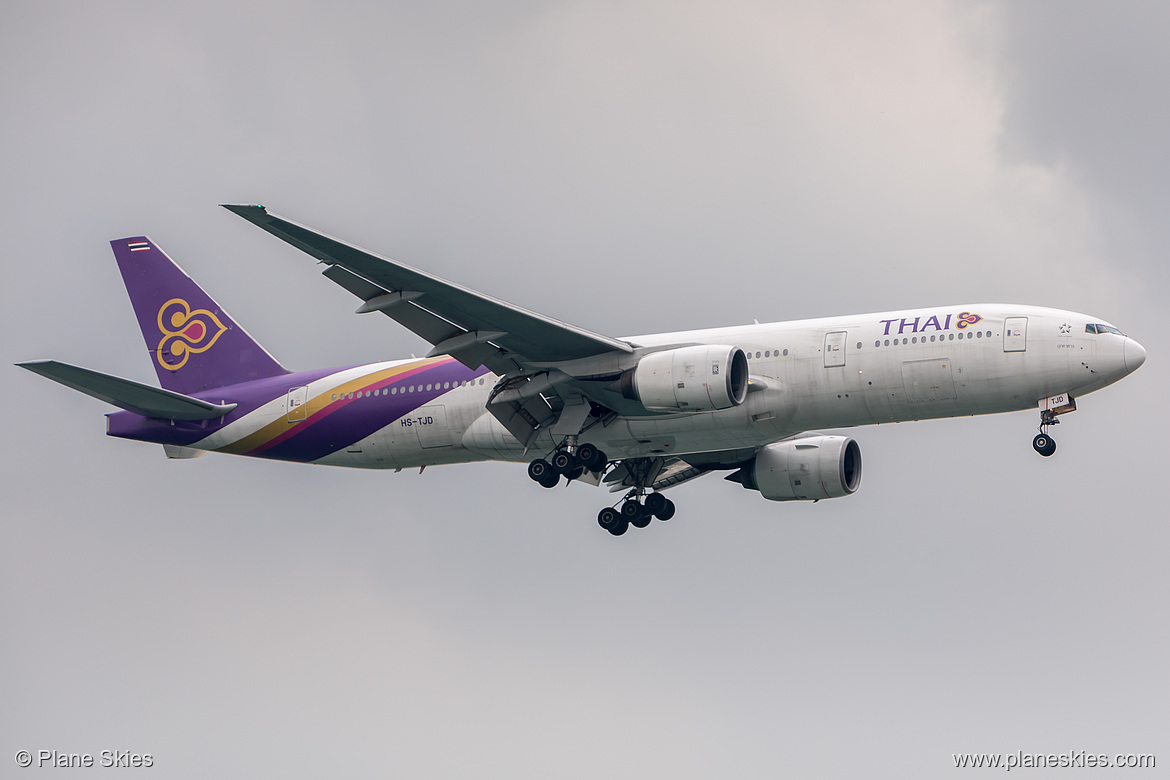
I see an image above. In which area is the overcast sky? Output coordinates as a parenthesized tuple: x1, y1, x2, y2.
(2, 2, 1165, 777)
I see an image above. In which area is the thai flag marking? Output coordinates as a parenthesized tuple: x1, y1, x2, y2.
(128, 241, 151, 252)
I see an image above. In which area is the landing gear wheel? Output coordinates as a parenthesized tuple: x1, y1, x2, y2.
(644, 493, 667, 517)
(630, 512, 652, 529)
(598, 507, 628, 536)
(622, 500, 650, 523)
(655, 498, 676, 521)
(563, 466, 585, 481)
(577, 443, 606, 471)
(1032, 433, 1056, 457)
(551, 451, 578, 474)
(528, 459, 553, 483)
(539, 470, 560, 488)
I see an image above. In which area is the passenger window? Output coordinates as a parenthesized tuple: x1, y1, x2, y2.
(856, 342, 862, 349)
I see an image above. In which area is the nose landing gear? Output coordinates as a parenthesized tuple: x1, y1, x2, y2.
(1032, 431, 1056, 457)
(1032, 394, 1076, 457)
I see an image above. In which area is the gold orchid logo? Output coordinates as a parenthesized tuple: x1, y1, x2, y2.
(955, 311, 983, 330)
(156, 298, 227, 370)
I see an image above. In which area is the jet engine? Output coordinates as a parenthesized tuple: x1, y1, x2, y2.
(616, 345, 749, 412)
(730, 435, 862, 501)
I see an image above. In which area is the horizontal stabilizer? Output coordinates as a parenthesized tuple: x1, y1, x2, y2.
(16, 360, 237, 420)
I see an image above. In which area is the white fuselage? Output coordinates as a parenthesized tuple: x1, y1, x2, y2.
(246, 304, 1139, 470)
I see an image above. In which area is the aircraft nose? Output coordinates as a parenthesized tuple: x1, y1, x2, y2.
(1124, 338, 1147, 373)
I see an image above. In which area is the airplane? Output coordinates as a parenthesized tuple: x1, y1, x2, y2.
(18, 205, 1147, 536)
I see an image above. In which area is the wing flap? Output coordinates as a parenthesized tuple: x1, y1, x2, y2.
(17, 360, 237, 420)
(604, 456, 716, 493)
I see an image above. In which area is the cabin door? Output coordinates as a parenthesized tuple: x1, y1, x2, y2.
(1004, 317, 1028, 352)
(824, 331, 847, 368)
(287, 386, 309, 422)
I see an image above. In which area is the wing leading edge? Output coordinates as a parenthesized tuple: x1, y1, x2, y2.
(221, 204, 634, 374)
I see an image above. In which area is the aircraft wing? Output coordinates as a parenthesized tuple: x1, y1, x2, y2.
(222, 205, 634, 375)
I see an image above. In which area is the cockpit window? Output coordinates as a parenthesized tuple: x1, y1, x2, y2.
(1086, 323, 1124, 336)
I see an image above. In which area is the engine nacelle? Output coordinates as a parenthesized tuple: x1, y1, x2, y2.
(618, 345, 749, 412)
(735, 436, 862, 501)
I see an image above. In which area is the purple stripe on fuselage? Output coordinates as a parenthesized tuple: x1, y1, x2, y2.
(255, 360, 489, 463)
(106, 365, 347, 446)
(246, 360, 450, 456)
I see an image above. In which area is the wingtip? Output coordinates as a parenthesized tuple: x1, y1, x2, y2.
(220, 203, 268, 217)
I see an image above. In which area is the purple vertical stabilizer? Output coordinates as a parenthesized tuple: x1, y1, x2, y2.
(112, 236, 288, 394)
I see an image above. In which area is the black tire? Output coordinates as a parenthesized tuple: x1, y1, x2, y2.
(528, 458, 552, 482)
(608, 519, 630, 536)
(644, 492, 667, 516)
(620, 500, 644, 523)
(577, 443, 601, 470)
(631, 512, 652, 529)
(564, 466, 585, 481)
(539, 470, 560, 488)
(656, 499, 676, 521)
(597, 507, 620, 530)
(551, 450, 578, 474)
(1033, 433, 1056, 457)
(579, 444, 608, 471)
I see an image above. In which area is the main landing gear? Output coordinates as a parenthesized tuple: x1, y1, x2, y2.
(527, 443, 677, 536)
(527, 441, 609, 489)
(596, 490, 676, 536)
